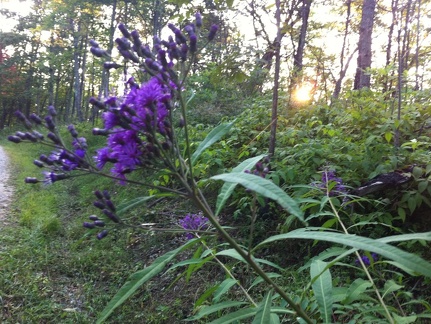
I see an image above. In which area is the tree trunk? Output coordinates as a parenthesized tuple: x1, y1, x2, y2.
(353, 0, 377, 90)
(269, 0, 282, 157)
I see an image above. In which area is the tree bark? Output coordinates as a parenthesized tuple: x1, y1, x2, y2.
(353, 0, 377, 90)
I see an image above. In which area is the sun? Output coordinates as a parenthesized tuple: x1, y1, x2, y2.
(294, 82, 314, 103)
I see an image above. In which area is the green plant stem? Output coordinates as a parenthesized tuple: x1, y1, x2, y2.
(198, 237, 257, 307)
(189, 187, 314, 324)
(327, 195, 394, 324)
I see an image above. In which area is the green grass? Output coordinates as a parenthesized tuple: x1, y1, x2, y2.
(0, 129, 205, 323)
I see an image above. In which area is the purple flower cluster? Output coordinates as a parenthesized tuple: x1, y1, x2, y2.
(89, 14, 219, 183)
(317, 170, 347, 196)
(92, 77, 173, 182)
(8, 108, 91, 185)
(356, 252, 379, 266)
(179, 213, 209, 240)
(244, 156, 270, 178)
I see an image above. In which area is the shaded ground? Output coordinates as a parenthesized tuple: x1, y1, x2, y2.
(0, 146, 14, 227)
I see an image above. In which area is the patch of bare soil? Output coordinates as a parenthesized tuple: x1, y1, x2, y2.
(0, 146, 14, 227)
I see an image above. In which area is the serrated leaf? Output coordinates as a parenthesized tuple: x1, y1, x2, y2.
(252, 290, 273, 324)
(213, 278, 237, 303)
(97, 239, 198, 323)
(310, 260, 332, 323)
(256, 228, 431, 277)
(212, 173, 303, 221)
(215, 154, 266, 216)
(191, 122, 234, 165)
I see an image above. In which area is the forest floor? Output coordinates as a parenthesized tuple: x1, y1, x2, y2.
(0, 146, 14, 227)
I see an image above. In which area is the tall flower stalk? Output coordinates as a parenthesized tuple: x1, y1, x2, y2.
(8, 15, 316, 323)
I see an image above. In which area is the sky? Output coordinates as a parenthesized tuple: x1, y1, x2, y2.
(0, 0, 32, 32)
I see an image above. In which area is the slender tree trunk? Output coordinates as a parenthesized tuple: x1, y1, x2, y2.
(269, 0, 282, 157)
(72, 18, 83, 122)
(414, 0, 421, 90)
(353, 0, 377, 90)
(332, 0, 353, 100)
(383, 0, 398, 95)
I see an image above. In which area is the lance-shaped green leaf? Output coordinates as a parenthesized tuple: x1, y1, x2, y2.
(256, 228, 431, 278)
(342, 278, 372, 304)
(215, 154, 266, 216)
(310, 260, 333, 323)
(253, 290, 273, 324)
(211, 173, 304, 222)
(97, 239, 198, 323)
(191, 121, 234, 165)
(185, 301, 248, 321)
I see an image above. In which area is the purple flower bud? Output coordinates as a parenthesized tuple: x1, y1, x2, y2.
(24, 132, 37, 142)
(44, 116, 56, 131)
(102, 190, 111, 200)
(83, 222, 96, 229)
(118, 23, 131, 38)
(40, 154, 54, 165)
(102, 209, 120, 223)
(89, 97, 106, 110)
(97, 230, 108, 240)
(131, 30, 141, 45)
(29, 113, 42, 124)
(94, 190, 104, 199)
(25, 177, 39, 184)
(68, 124, 78, 138)
(119, 49, 140, 63)
(51, 173, 67, 182)
(14, 110, 27, 122)
(145, 58, 162, 72)
(94, 220, 105, 227)
(195, 12, 202, 28)
(184, 24, 195, 36)
(189, 34, 197, 53)
(47, 132, 61, 145)
(15, 131, 26, 139)
(90, 47, 109, 58)
(89, 215, 99, 221)
(89, 40, 99, 48)
(141, 45, 153, 58)
(180, 43, 188, 61)
(105, 200, 116, 212)
(33, 160, 44, 168)
(115, 37, 131, 51)
(103, 62, 123, 70)
(48, 105, 57, 116)
(7, 135, 21, 143)
(208, 24, 218, 41)
(32, 131, 44, 140)
(158, 49, 169, 67)
(93, 201, 105, 209)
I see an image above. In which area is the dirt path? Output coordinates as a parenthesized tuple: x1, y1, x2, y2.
(0, 146, 14, 226)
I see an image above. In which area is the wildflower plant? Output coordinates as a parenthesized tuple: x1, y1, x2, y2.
(8, 13, 431, 324)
